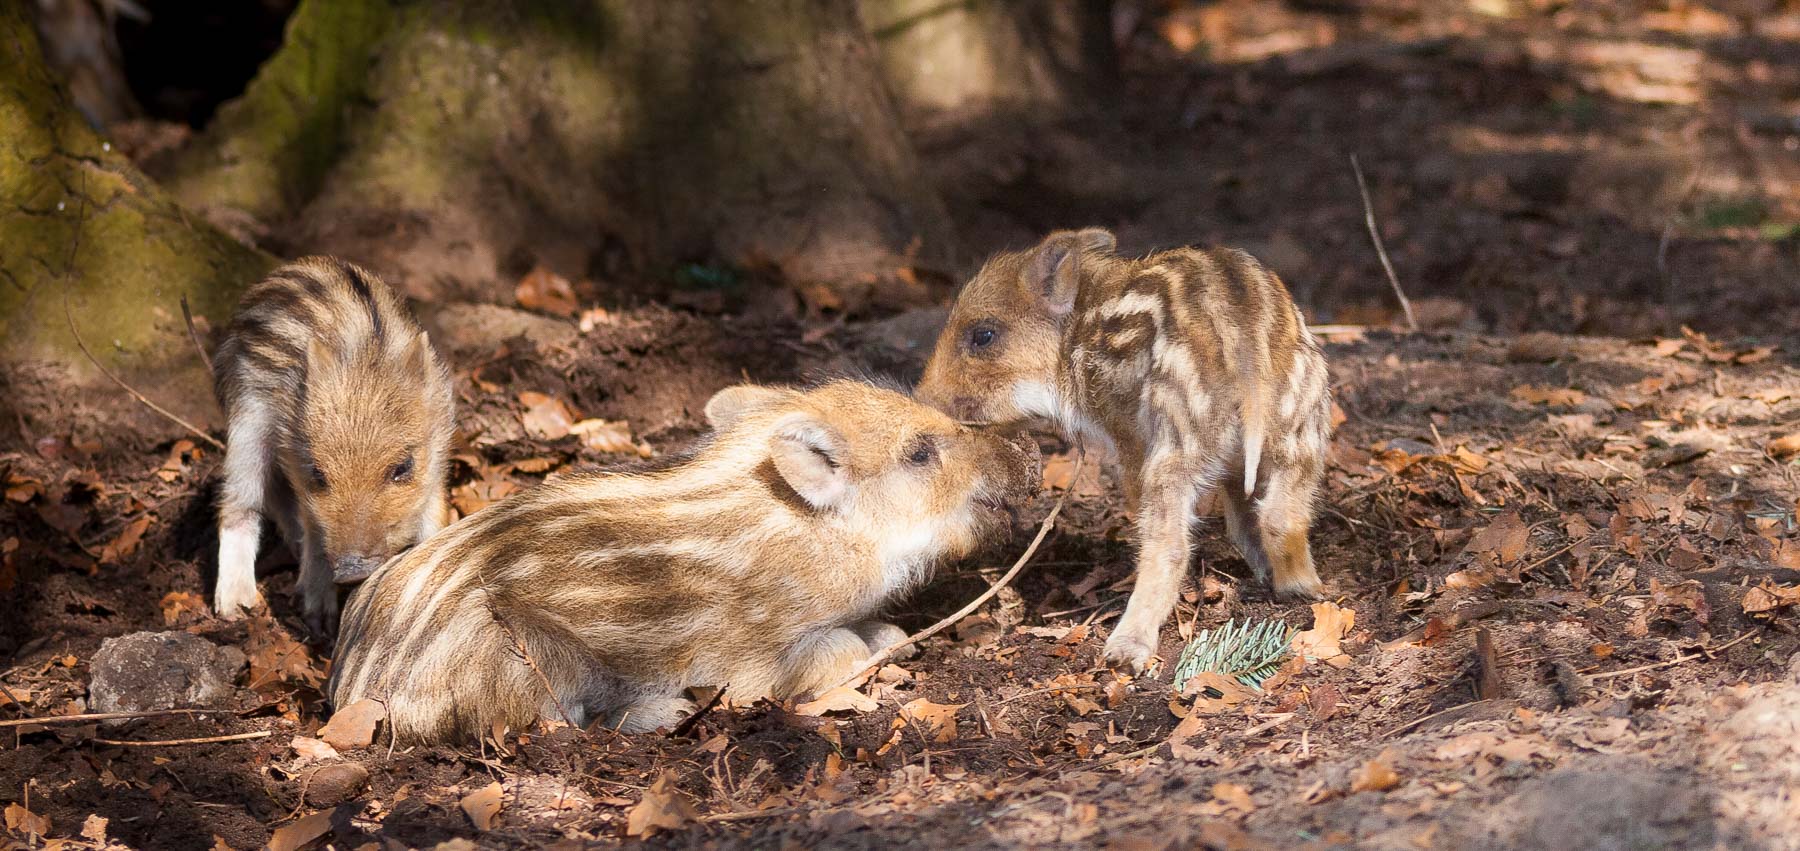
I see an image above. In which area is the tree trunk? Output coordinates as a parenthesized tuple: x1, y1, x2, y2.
(0, 1, 272, 437)
(862, 0, 1117, 126)
(166, 0, 952, 312)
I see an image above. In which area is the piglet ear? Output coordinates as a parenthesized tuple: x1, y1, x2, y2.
(705, 384, 800, 430)
(400, 330, 434, 376)
(1028, 228, 1115, 317)
(768, 414, 851, 511)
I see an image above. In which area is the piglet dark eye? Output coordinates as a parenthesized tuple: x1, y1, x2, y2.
(388, 456, 415, 484)
(906, 440, 937, 467)
(969, 325, 997, 350)
(307, 463, 328, 491)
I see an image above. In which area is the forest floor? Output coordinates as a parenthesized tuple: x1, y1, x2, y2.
(4, 0, 1800, 849)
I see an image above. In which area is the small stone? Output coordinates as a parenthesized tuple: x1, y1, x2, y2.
(304, 763, 370, 807)
(87, 631, 245, 719)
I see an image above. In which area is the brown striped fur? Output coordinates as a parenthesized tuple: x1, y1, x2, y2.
(916, 229, 1332, 673)
(329, 381, 1040, 743)
(211, 257, 454, 635)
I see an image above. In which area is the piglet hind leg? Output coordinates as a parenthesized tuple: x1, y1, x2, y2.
(1219, 481, 1273, 585)
(1256, 462, 1325, 600)
(1103, 464, 1201, 674)
(851, 620, 915, 661)
(296, 532, 340, 638)
(780, 627, 880, 696)
(214, 413, 272, 618)
(606, 696, 698, 734)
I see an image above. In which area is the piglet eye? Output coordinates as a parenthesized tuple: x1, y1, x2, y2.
(968, 326, 997, 350)
(306, 464, 328, 491)
(906, 440, 937, 467)
(388, 456, 415, 484)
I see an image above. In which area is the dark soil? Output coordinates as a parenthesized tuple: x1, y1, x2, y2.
(5, 0, 1800, 848)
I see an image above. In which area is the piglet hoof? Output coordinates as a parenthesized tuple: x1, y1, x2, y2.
(213, 583, 264, 621)
(1101, 627, 1159, 676)
(1273, 573, 1326, 602)
(301, 590, 340, 641)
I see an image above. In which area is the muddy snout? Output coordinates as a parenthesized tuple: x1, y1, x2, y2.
(333, 554, 384, 585)
(975, 426, 1043, 511)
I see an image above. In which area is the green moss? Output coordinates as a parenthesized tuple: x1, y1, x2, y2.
(162, 0, 397, 221)
(0, 2, 273, 379)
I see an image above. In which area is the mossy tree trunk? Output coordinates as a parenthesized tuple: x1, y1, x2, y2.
(0, 1, 273, 436)
(164, 0, 953, 311)
(862, 0, 1117, 126)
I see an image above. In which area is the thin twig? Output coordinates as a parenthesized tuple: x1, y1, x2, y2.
(669, 686, 727, 739)
(475, 565, 579, 731)
(1585, 630, 1757, 683)
(90, 730, 270, 747)
(55, 174, 224, 450)
(1350, 153, 1418, 333)
(1383, 698, 1495, 738)
(0, 708, 226, 728)
(180, 294, 214, 374)
(823, 451, 1082, 692)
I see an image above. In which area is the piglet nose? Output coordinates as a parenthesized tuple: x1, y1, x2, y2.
(333, 555, 382, 586)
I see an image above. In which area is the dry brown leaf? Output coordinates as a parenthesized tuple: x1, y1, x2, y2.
(80, 814, 107, 844)
(291, 735, 340, 763)
(899, 698, 965, 743)
(317, 698, 386, 751)
(1511, 385, 1588, 407)
(1350, 751, 1402, 793)
(1649, 578, 1709, 624)
(1769, 433, 1800, 461)
(1291, 601, 1356, 666)
(245, 616, 326, 689)
(1465, 511, 1530, 565)
(1181, 671, 1257, 714)
(569, 418, 652, 457)
(4, 802, 49, 838)
(515, 265, 578, 317)
(461, 781, 505, 831)
(626, 771, 698, 838)
(266, 810, 332, 851)
(1204, 782, 1256, 817)
(517, 391, 578, 440)
(97, 514, 151, 564)
(159, 590, 207, 626)
(795, 686, 878, 716)
(1742, 581, 1800, 615)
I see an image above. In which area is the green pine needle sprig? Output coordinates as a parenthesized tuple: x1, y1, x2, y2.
(1173, 617, 1295, 692)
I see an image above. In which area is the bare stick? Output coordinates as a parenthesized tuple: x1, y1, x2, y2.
(1350, 154, 1418, 333)
(0, 708, 226, 728)
(824, 451, 1080, 692)
(90, 730, 270, 747)
(180, 294, 214, 374)
(476, 565, 579, 731)
(1585, 630, 1756, 683)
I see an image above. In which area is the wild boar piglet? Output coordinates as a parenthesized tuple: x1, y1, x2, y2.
(211, 257, 454, 634)
(329, 380, 1040, 743)
(915, 228, 1332, 673)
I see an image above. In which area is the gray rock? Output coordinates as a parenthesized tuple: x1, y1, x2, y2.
(87, 631, 245, 716)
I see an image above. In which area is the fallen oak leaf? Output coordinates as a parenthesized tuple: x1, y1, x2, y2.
(1198, 782, 1256, 817)
(1350, 750, 1402, 792)
(569, 418, 652, 457)
(899, 698, 965, 742)
(517, 391, 578, 440)
(1742, 580, 1800, 615)
(515, 265, 579, 317)
(291, 735, 340, 764)
(1291, 602, 1356, 667)
(1769, 433, 1800, 461)
(626, 771, 698, 837)
(266, 810, 332, 851)
(795, 686, 878, 716)
(159, 590, 207, 626)
(4, 802, 49, 838)
(461, 781, 505, 831)
(1511, 385, 1588, 407)
(316, 698, 386, 751)
(1465, 511, 1530, 565)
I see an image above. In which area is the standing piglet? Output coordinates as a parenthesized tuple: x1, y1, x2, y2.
(211, 257, 454, 634)
(915, 228, 1332, 673)
(329, 381, 1039, 743)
